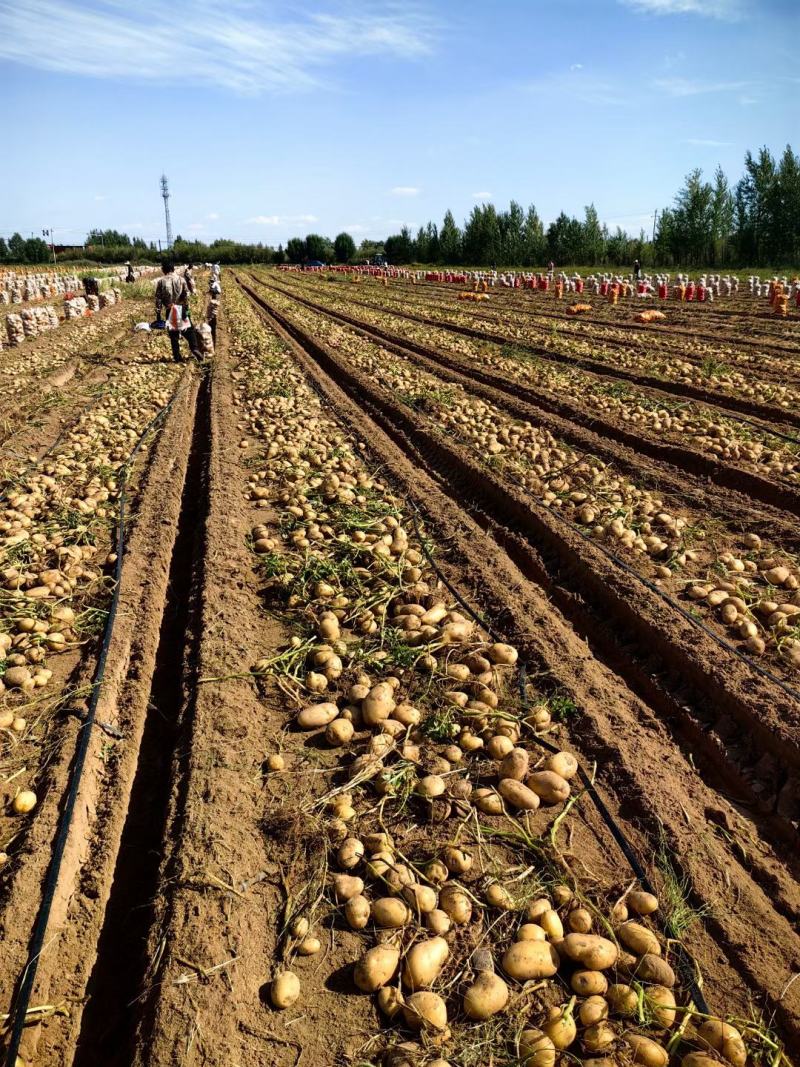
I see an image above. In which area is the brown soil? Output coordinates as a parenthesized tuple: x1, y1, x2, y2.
(247, 272, 800, 519)
(4, 274, 799, 1067)
(266, 272, 800, 429)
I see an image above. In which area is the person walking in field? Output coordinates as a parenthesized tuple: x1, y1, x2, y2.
(633, 258, 641, 280)
(155, 260, 201, 362)
(185, 263, 197, 294)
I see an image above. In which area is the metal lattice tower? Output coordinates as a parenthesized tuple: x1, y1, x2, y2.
(160, 174, 173, 249)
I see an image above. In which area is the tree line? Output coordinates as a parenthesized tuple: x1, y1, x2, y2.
(3, 144, 797, 269)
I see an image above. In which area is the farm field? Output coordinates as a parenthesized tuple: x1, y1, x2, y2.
(0, 267, 799, 1067)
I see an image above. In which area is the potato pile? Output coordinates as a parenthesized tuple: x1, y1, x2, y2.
(271, 272, 800, 414)
(259, 285, 800, 672)
(0, 355, 180, 818)
(224, 283, 767, 1066)
(268, 274, 800, 488)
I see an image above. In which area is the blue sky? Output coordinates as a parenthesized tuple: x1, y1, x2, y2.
(1, 0, 797, 248)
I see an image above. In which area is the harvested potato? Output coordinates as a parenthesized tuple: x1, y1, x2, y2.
(271, 970, 300, 1009)
(519, 1029, 557, 1067)
(561, 933, 618, 970)
(402, 991, 448, 1032)
(354, 945, 400, 992)
(463, 971, 509, 1020)
(501, 940, 560, 980)
(402, 936, 449, 990)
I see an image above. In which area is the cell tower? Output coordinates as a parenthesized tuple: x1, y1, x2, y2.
(160, 174, 173, 249)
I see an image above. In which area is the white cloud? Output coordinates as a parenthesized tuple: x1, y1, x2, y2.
(653, 76, 752, 97)
(391, 186, 421, 196)
(569, 63, 583, 71)
(472, 191, 493, 199)
(685, 137, 734, 147)
(248, 214, 318, 226)
(524, 71, 628, 107)
(206, 212, 219, 220)
(93, 194, 108, 202)
(0, 1, 436, 95)
(620, 0, 742, 18)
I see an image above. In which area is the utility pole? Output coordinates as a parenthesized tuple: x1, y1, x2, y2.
(161, 174, 173, 249)
(651, 209, 659, 267)
(42, 228, 57, 268)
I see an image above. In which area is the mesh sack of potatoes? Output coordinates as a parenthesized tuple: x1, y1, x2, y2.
(21, 309, 39, 339)
(64, 296, 87, 319)
(6, 314, 25, 346)
(196, 322, 214, 354)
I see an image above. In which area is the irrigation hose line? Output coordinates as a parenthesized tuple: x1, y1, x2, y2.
(239, 276, 800, 707)
(406, 502, 712, 1018)
(3, 367, 201, 1067)
(258, 270, 800, 448)
(235, 280, 714, 1013)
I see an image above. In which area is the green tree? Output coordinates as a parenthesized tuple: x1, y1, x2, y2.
(23, 237, 51, 264)
(334, 232, 356, 263)
(286, 237, 306, 264)
(710, 166, 734, 266)
(0, 237, 8, 263)
(522, 205, 545, 266)
(582, 204, 605, 265)
(439, 210, 462, 264)
(8, 232, 25, 263)
(385, 226, 415, 264)
(305, 233, 333, 262)
(499, 200, 525, 265)
(735, 147, 776, 265)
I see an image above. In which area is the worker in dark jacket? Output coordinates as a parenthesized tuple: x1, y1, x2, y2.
(155, 260, 200, 362)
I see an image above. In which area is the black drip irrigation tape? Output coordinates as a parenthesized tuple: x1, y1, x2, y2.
(407, 503, 711, 1017)
(240, 277, 800, 707)
(2, 372, 199, 1067)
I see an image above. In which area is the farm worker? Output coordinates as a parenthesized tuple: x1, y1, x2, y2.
(185, 263, 197, 295)
(125, 262, 135, 284)
(155, 259, 201, 363)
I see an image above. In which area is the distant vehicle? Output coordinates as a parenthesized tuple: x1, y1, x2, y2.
(370, 254, 388, 267)
(306, 259, 326, 268)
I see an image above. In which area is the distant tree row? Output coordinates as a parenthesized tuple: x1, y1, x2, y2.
(372, 144, 798, 269)
(0, 234, 53, 265)
(4, 145, 796, 269)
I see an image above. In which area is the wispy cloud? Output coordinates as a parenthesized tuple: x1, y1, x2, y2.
(569, 63, 583, 71)
(524, 70, 628, 107)
(620, 0, 743, 18)
(685, 137, 734, 146)
(472, 191, 493, 199)
(249, 214, 318, 226)
(93, 194, 108, 202)
(0, 1, 437, 95)
(206, 212, 219, 220)
(390, 186, 421, 196)
(654, 76, 752, 97)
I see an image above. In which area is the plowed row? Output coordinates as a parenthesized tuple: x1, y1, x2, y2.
(0, 270, 796, 1067)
